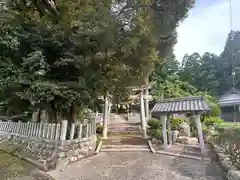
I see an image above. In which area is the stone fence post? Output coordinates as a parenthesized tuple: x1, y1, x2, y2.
(60, 120, 68, 141)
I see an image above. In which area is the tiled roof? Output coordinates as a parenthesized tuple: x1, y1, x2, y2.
(151, 96, 210, 114)
(219, 88, 240, 106)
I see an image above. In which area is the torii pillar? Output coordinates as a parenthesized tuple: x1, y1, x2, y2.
(144, 89, 149, 121)
(140, 90, 147, 139)
(102, 95, 109, 139)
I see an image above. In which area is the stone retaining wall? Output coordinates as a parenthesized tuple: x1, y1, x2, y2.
(211, 142, 240, 180)
(0, 132, 96, 171)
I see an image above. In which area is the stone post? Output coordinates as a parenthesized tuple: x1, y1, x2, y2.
(194, 114, 205, 155)
(102, 95, 109, 139)
(55, 123, 60, 140)
(60, 120, 68, 141)
(167, 115, 172, 145)
(161, 115, 168, 149)
(78, 123, 83, 138)
(144, 89, 149, 121)
(92, 116, 96, 135)
(70, 123, 76, 140)
(107, 103, 112, 124)
(140, 90, 147, 139)
(186, 118, 191, 137)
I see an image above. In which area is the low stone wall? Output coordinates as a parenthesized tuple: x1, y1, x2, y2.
(57, 136, 96, 167)
(211, 142, 240, 180)
(0, 132, 97, 171)
(210, 124, 240, 180)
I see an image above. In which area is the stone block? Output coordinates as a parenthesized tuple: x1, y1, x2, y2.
(70, 156, 78, 162)
(177, 136, 199, 145)
(78, 154, 84, 159)
(227, 170, 240, 180)
(220, 159, 236, 171)
(172, 130, 179, 143)
(151, 138, 159, 144)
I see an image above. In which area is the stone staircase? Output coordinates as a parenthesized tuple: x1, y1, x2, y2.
(101, 121, 151, 152)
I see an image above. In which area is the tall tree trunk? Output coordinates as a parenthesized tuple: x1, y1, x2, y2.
(70, 103, 77, 123)
(49, 101, 57, 123)
(37, 109, 42, 123)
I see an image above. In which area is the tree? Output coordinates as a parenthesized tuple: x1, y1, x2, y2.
(178, 31, 240, 96)
(0, 0, 194, 123)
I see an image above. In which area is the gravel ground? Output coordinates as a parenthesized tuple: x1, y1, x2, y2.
(49, 152, 227, 180)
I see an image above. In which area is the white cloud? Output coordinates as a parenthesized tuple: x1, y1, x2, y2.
(174, 0, 240, 61)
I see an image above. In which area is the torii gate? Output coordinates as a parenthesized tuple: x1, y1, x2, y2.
(101, 82, 154, 139)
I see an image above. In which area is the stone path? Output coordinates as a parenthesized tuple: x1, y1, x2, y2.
(49, 152, 227, 180)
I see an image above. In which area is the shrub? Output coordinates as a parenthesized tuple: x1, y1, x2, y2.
(96, 124, 103, 134)
(149, 128, 162, 140)
(213, 124, 240, 170)
(203, 116, 224, 128)
(207, 101, 221, 117)
(171, 117, 186, 130)
(147, 118, 161, 129)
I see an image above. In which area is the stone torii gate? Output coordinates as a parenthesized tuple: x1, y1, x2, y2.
(101, 82, 153, 139)
(151, 96, 210, 155)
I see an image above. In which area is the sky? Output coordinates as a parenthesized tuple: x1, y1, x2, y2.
(174, 0, 240, 61)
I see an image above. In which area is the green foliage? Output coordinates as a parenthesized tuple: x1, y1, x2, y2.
(0, 0, 194, 122)
(178, 31, 240, 95)
(147, 118, 161, 129)
(171, 117, 186, 130)
(96, 124, 103, 134)
(147, 118, 163, 140)
(149, 128, 162, 140)
(213, 123, 240, 170)
(203, 116, 224, 128)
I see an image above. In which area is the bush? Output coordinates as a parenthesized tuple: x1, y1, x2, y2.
(203, 116, 224, 128)
(96, 124, 103, 134)
(149, 128, 162, 140)
(147, 118, 161, 129)
(213, 124, 240, 170)
(207, 101, 221, 117)
(171, 117, 186, 130)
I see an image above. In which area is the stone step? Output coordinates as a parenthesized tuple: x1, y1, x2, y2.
(171, 144, 201, 152)
(165, 148, 202, 157)
(109, 124, 139, 127)
(156, 150, 209, 160)
(108, 131, 141, 136)
(108, 126, 139, 132)
(103, 135, 146, 145)
(102, 144, 149, 149)
(109, 122, 140, 126)
(100, 148, 151, 152)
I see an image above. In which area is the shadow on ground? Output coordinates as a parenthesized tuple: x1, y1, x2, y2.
(170, 148, 227, 180)
(0, 151, 53, 180)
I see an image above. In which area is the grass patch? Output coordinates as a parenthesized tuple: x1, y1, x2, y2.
(0, 151, 35, 179)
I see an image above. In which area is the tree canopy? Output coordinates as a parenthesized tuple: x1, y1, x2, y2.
(177, 31, 240, 96)
(0, 0, 194, 121)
